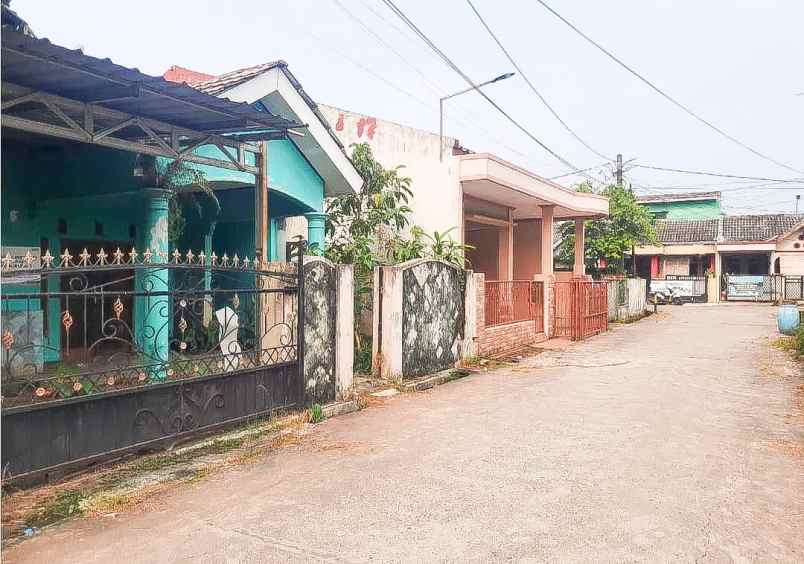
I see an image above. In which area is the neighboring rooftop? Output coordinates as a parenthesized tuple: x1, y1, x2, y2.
(722, 214, 804, 242)
(189, 62, 285, 96)
(162, 65, 214, 85)
(655, 219, 720, 244)
(637, 191, 721, 204)
(651, 214, 804, 245)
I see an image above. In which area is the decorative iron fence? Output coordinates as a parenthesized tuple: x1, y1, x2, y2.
(1, 243, 305, 483)
(554, 279, 608, 341)
(484, 280, 542, 328)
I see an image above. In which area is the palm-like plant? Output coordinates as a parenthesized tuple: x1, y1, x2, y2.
(137, 155, 220, 245)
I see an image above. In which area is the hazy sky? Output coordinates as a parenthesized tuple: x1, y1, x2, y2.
(16, 0, 804, 213)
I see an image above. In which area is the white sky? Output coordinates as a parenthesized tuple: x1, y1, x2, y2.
(15, 0, 804, 214)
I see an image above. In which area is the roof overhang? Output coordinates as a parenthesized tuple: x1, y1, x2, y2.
(460, 153, 608, 220)
(1, 31, 300, 135)
(204, 66, 361, 197)
(0, 31, 304, 174)
(634, 244, 717, 255)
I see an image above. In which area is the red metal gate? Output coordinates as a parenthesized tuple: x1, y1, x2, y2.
(484, 280, 544, 332)
(553, 279, 608, 341)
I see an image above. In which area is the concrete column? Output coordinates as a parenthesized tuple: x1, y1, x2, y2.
(540, 206, 555, 277)
(305, 212, 327, 252)
(136, 188, 171, 380)
(462, 270, 478, 359)
(372, 265, 404, 380)
(650, 255, 660, 278)
(573, 219, 585, 277)
(335, 264, 354, 399)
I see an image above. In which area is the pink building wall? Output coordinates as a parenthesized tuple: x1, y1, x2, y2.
(513, 220, 542, 280)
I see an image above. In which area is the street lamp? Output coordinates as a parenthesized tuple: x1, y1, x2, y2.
(439, 72, 515, 161)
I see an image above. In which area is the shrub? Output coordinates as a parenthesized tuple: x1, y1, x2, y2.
(794, 326, 804, 357)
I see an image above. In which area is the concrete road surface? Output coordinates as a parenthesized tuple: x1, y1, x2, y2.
(6, 305, 804, 563)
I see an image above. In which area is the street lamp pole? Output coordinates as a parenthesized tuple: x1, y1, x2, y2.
(439, 72, 515, 161)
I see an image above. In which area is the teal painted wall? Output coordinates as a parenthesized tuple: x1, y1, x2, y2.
(643, 199, 722, 219)
(2, 135, 322, 361)
(2, 143, 142, 361)
(188, 140, 324, 213)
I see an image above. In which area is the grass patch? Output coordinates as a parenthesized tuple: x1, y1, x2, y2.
(772, 336, 796, 353)
(24, 489, 86, 529)
(309, 403, 324, 424)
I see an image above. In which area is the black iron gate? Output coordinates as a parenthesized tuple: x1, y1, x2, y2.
(1, 241, 306, 483)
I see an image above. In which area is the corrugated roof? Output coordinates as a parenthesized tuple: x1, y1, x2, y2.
(1, 31, 300, 135)
(637, 191, 721, 204)
(655, 219, 720, 244)
(721, 214, 804, 242)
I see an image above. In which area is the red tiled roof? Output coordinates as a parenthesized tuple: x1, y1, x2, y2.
(191, 62, 286, 96)
(162, 65, 215, 84)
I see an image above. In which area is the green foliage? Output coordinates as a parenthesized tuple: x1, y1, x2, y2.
(324, 143, 471, 361)
(354, 335, 373, 374)
(309, 403, 324, 424)
(557, 182, 656, 274)
(794, 326, 804, 358)
(137, 155, 220, 245)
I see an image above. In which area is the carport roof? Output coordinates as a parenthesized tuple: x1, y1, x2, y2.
(1, 30, 301, 136)
(459, 153, 609, 220)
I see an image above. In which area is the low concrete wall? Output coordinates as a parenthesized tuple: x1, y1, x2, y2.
(474, 273, 545, 357)
(373, 259, 472, 380)
(606, 277, 648, 322)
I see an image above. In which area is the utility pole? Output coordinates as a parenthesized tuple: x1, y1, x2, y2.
(797, 194, 801, 214)
(616, 153, 623, 186)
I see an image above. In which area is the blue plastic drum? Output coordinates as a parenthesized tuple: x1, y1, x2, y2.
(777, 304, 800, 335)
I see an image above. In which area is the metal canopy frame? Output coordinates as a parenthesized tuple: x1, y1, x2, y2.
(2, 82, 269, 174)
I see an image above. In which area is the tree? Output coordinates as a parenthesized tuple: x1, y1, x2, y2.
(324, 143, 471, 371)
(557, 182, 655, 274)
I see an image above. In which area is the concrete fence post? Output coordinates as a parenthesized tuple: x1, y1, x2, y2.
(372, 265, 403, 380)
(335, 264, 354, 399)
(462, 270, 477, 360)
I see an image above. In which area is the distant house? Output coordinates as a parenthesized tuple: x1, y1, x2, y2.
(634, 213, 804, 279)
(636, 191, 722, 219)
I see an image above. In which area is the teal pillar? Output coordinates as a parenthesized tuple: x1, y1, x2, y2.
(135, 188, 171, 380)
(305, 212, 327, 252)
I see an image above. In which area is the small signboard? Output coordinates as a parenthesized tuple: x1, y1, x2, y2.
(726, 275, 765, 300)
(649, 279, 701, 298)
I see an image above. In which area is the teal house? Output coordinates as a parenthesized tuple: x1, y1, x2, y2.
(163, 62, 362, 260)
(636, 191, 722, 219)
(1, 29, 358, 375)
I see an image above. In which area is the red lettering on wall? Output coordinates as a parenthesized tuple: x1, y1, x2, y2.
(356, 117, 377, 139)
(335, 113, 344, 131)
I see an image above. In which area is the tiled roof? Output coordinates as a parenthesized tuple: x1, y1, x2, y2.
(191, 62, 285, 96)
(655, 219, 720, 244)
(721, 214, 804, 242)
(637, 191, 721, 204)
(163, 65, 214, 85)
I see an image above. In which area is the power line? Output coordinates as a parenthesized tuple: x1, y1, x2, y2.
(633, 164, 804, 183)
(378, 0, 605, 185)
(303, 28, 535, 166)
(533, 0, 804, 175)
(464, 0, 611, 161)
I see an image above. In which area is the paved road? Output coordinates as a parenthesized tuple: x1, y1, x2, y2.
(7, 305, 804, 563)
